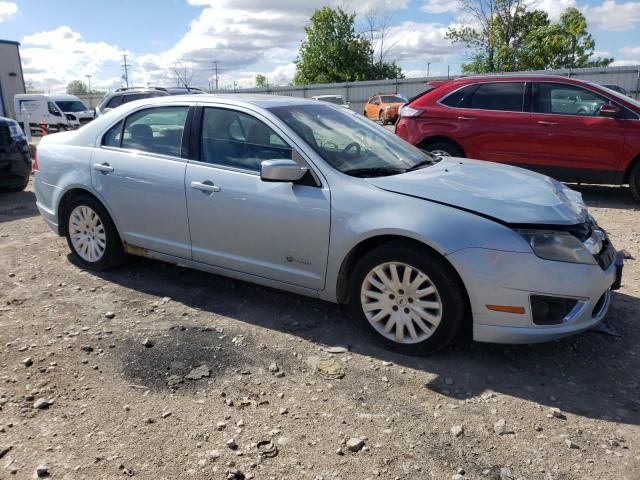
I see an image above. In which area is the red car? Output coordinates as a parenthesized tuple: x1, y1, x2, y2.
(396, 75, 640, 199)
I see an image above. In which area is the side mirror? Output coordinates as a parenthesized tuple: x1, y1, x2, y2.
(599, 104, 621, 118)
(260, 159, 308, 183)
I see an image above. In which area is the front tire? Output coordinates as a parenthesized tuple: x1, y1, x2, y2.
(349, 241, 466, 355)
(64, 195, 124, 270)
(378, 110, 387, 125)
(630, 162, 640, 201)
(421, 141, 464, 158)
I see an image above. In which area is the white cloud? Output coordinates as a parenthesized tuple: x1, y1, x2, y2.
(583, 0, 640, 32)
(21, 26, 122, 92)
(0, 1, 17, 23)
(620, 45, 640, 57)
(528, 0, 577, 22)
(421, 0, 459, 14)
(610, 59, 640, 66)
(385, 21, 464, 63)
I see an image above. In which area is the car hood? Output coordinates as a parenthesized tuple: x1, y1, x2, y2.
(367, 158, 588, 225)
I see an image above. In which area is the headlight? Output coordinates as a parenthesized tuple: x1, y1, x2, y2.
(399, 105, 422, 117)
(516, 229, 596, 265)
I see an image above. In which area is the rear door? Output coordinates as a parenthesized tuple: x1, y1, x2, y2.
(365, 96, 380, 119)
(91, 105, 192, 258)
(529, 82, 626, 183)
(441, 81, 531, 163)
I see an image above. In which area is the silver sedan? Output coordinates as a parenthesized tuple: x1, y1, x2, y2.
(33, 94, 623, 354)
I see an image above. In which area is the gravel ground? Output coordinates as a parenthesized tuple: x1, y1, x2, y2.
(0, 180, 639, 480)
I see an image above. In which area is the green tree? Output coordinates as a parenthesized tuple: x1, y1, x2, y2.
(255, 74, 268, 88)
(66, 80, 89, 96)
(447, 1, 612, 73)
(294, 6, 402, 85)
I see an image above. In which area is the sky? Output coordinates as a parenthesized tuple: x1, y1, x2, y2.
(1, 0, 639, 93)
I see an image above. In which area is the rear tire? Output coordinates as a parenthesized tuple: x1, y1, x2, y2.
(349, 241, 466, 355)
(421, 141, 464, 158)
(630, 162, 640, 201)
(64, 195, 125, 270)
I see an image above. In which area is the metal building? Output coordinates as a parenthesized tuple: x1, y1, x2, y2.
(0, 40, 26, 119)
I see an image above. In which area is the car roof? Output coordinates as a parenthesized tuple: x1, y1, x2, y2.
(135, 93, 323, 109)
(453, 74, 586, 83)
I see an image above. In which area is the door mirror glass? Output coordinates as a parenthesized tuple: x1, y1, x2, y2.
(260, 159, 308, 182)
(599, 104, 621, 118)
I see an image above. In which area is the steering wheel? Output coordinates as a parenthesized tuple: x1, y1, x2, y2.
(344, 142, 361, 156)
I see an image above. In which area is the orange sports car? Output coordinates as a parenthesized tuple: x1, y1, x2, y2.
(363, 93, 408, 125)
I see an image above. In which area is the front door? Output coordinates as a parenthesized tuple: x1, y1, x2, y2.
(91, 105, 192, 259)
(185, 106, 331, 290)
(529, 82, 626, 183)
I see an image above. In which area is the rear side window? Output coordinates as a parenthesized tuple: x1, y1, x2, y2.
(105, 95, 123, 109)
(120, 106, 188, 157)
(102, 120, 123, 147)
(201, 108, 292, 172)
(467, 82, 525, 112)
(440, 84, 477, 108)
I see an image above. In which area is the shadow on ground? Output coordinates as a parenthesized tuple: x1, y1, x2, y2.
(0, 190, 38, 223)
(571, 183, 639, 211)
(92, 255, 640, 426)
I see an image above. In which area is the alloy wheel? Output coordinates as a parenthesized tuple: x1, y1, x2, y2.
(68, 205, 107, 263)
(360, 262, 443, 344)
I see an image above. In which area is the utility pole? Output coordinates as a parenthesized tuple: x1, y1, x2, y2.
(212, 60, 220, 91)
(426, 62, 431, 79)
(85, 74, 92, 94)
(121, 51, 130, 88)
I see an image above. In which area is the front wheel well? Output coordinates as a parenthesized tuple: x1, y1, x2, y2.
(417, 136, 465, 156)
(335, 235, 470, 311)
(57, 188, 102, 236)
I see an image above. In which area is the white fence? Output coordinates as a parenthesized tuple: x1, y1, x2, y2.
(212, 65, 640, 114)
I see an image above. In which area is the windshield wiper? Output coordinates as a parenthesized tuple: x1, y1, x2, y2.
(405, 157, 440, 172)
(342, 167, 406, 178)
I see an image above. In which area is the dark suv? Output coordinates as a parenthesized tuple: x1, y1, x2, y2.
(95, 87, 169, 117)
(0, 117, 31, 191)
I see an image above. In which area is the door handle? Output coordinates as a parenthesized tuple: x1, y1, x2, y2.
(93, 163, 114, 173)
(537, 120, 559, 126)
(190, 181, 221, 193)
(457, 116, 476, 121)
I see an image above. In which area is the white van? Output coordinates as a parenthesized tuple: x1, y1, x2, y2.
(14, 94, 94, 133)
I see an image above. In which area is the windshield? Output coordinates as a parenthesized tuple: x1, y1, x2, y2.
(317, 96, 343, 105)
(55, 100, 87, 112)
(269, 104, 435, 176)
(380, 95, 407, 103)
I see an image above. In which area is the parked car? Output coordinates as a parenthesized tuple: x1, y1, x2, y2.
(95, 87, 169, 117)
(364, 93, 408, 125)
(0, 116, 31, 191)
(312, 95, 350, 109)
(14, 94, 74, 133)
(33, 95, 622, 354)
(396, 75, 640, 199)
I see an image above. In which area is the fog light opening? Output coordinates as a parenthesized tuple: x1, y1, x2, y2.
(530, 295, 579, 326)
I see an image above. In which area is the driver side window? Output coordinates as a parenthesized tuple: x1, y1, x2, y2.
(201, 108, 292, 172)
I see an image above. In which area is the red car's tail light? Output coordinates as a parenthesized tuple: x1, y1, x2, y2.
(32, 146, 39, 172)
(399, 105, 423, 117)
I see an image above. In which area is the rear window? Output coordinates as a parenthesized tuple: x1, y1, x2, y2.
(467, 82, 525, 112)
(440, 84, 477, 108)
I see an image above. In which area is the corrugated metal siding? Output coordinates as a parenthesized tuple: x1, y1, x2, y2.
(0, 41, 26, 119)
(214, 65, 640, 113)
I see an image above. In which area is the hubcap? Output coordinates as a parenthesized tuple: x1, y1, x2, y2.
(360, 262, 442, 344)
(429, 149, 451, 157)
(68, 206, 107, 263)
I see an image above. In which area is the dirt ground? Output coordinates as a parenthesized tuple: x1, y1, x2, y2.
(0, 180, 639, 480)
